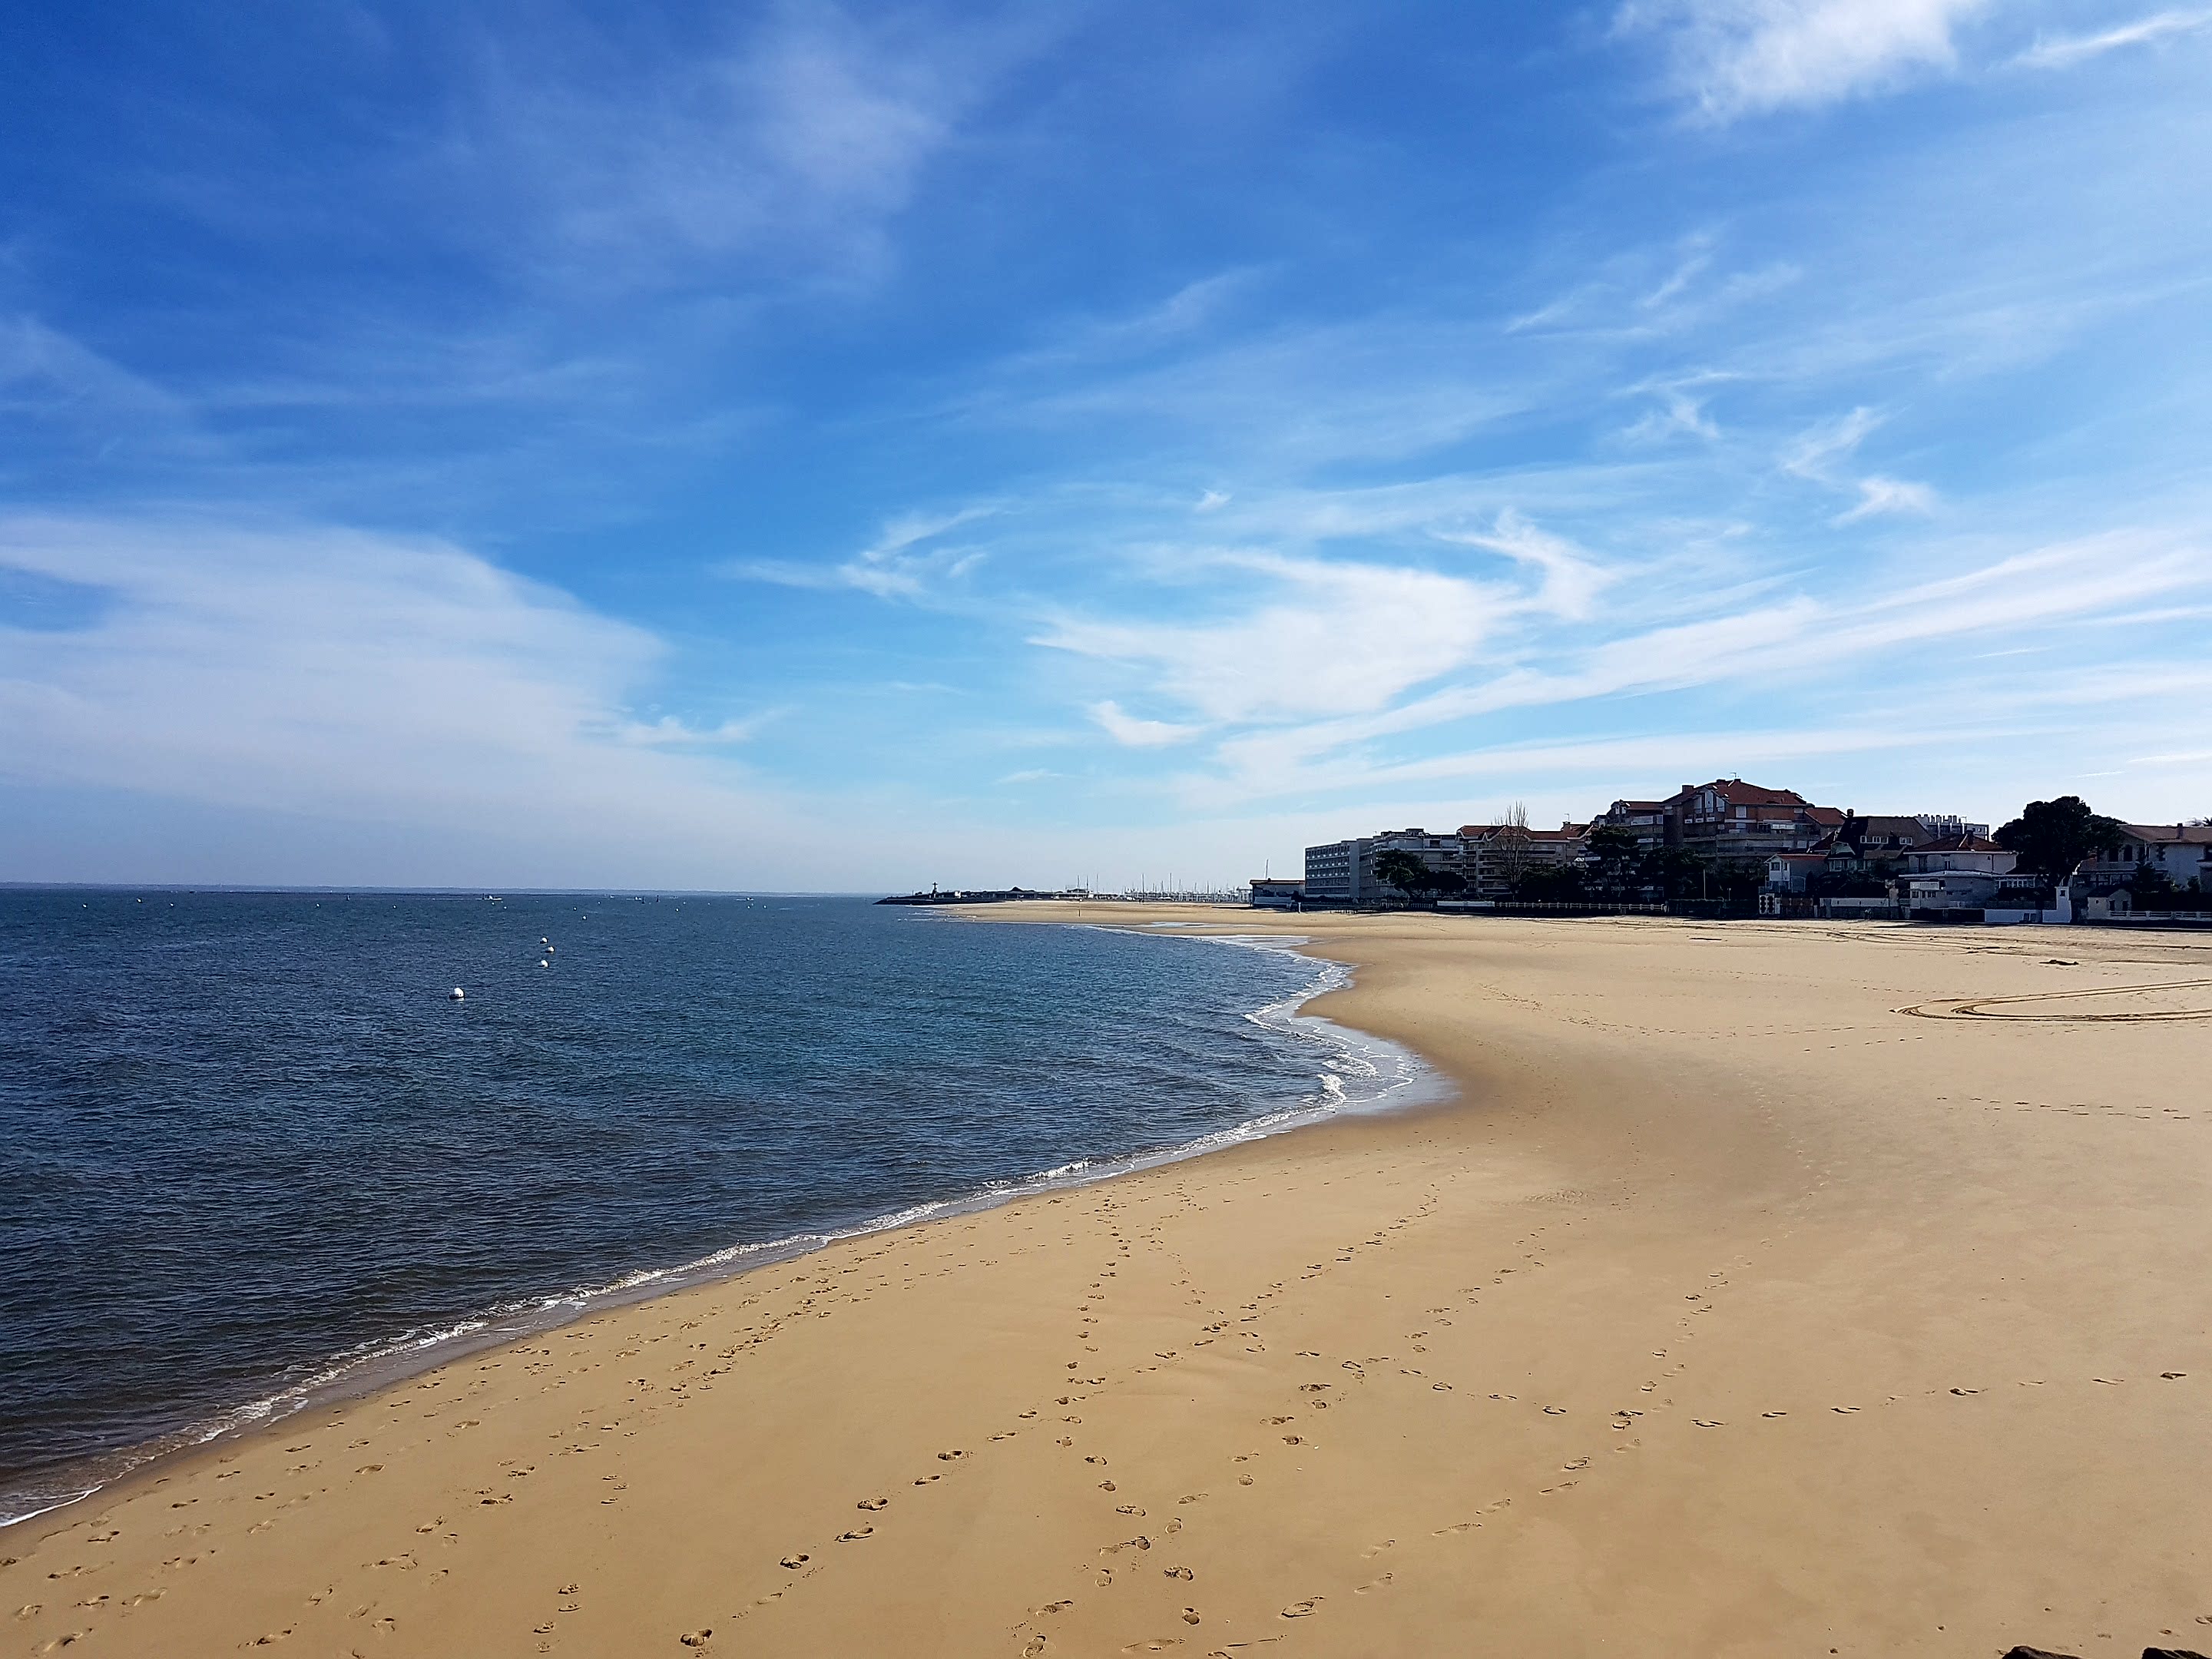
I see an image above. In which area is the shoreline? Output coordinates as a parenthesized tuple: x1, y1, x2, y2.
(2, 912, 1429, 1540)
(8, 907, 2209, 1656)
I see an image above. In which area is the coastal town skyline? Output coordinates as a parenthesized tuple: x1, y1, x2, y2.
(5, 4, 2210, 892)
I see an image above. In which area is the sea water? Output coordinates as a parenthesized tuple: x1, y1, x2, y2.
(0, 891, 1422, 1525)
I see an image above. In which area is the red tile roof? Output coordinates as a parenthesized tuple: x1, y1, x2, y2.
(2125, 823, 2212, 846)
(1672, 777, 1812, 810)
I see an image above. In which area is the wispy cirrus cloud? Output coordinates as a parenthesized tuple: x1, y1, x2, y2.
(2013, 8, 2212, 69)
(1174, 528, 2212, 806)
(1781, 406, 1936, 520)
(724, 505, 995, 600)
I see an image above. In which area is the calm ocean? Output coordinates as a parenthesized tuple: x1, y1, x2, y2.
(0, 890, 1419, 1526)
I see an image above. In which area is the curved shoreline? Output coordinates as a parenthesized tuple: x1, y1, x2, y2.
(2, 913, 1435, 1538)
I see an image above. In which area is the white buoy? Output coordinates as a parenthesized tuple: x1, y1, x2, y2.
(538, 959, 549, 969)
(449, 987, 465, 1001)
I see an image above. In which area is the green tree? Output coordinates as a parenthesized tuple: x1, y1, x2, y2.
(1370, 849, 1432, 906)
(1585, 826, 1642, 898)
(1995, 796, 2126, 881)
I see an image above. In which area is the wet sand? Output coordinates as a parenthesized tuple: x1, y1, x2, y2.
(8, 908, 2211, 1657)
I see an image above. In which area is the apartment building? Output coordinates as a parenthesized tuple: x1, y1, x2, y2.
(1459, 820, 1590, 899)
(1662, 779, 1844, 863)
(1302, 839, 1362, 903)
(1301, 826, 1479, 902)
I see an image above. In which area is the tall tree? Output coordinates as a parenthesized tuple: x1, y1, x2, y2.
(1994, 796, 2126, 880)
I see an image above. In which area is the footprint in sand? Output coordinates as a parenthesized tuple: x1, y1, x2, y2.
(1280, 1598, 1322, 1618)
(1949, 1388, 1980, 1396)
(1693, 1419, 1724, 1429)
(778, 1555, 809, 1569)
(1831, 1406, 1859, 1414)
(837, 1528, 873, 1542)
(856, 1498, 888, 1512)
(1163, 1566, 1194, 1581)
(936, 1449, 967, 1461)
(678, 1630, 712, 1648)
(1761, 1410, 1787, 1419)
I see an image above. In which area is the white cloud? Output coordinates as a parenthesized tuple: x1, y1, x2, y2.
(0, 514, 816, 881)
(724, 505, 994, 599)
(1836, 473, 1938, 520)
(1781, 405, 1883, 477)
(1040, 555, 1511, 724)
(1180, 528, 2210, 804)
(1432, 511, 1614, 620)
(2014, 8, 2212, 69)
(1782, 406, 1937, 520)
(1088, 702, 1203, 747)
(1617, 0, 1989, 120)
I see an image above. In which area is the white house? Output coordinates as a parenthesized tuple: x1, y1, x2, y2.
(2078, 823, 2212, 895)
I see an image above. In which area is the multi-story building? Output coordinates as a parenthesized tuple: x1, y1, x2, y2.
(1302, 839, 1362, 904)
(1459, 820, 1590, 899)
(2075, 823, 2212, 894)
(1360, 828, 1469, 896)
(1303, 828, 1470, 903)
(1663, 779, 1843, 865)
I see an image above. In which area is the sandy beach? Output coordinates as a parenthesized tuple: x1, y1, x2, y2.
(8, 908, 2210, 1657)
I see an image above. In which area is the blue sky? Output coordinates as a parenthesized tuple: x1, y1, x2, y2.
(3, 1, 2209, 889)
